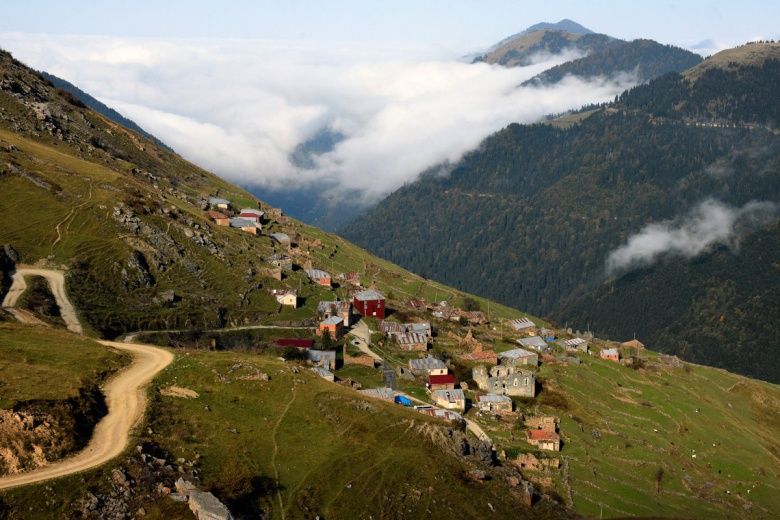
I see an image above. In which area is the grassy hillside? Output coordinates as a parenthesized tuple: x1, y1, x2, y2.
(0, 321, 127, 408)
(539, 351, 779, 517)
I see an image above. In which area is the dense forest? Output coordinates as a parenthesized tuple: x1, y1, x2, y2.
(524, 39, 702, 85)
(343, 53, 780, 382)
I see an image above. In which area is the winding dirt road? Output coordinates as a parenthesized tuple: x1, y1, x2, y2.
(2, 267, 83, 334)
(0, 269, 174, 491)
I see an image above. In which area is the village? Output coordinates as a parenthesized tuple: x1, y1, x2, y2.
(202, 195, 651, 494)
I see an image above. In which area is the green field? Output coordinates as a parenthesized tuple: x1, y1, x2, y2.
(471, 349, 780, 518)
(0, 322, 127, 408)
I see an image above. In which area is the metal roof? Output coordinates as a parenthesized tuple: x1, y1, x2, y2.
(396, 332, 428, 345)
(500, 348, 537, 359)
(517, 336, 548, 349)
(320, 316, 343, 326)
(270, 232, 290, 242)
(239, 208, 264, 216)
(409, 357, 446, 370)
(354, 289, 384, 301)
(208, 197, 230, 205)
(229, 217, 255, 228)
(509, 317, 536, 330)
(563, 338, 588, 347)
(433, 389, 465, 402)
(306, 269, 331, 280)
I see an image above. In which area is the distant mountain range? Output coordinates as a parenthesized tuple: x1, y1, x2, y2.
(343, 43, 780, 382)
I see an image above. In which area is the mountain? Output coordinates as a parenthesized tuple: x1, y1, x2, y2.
(473, 27, 615, 67)
(523, 39, 702, 85)
(1, 47, 779, 519)
(343, 43, 780, 383)
(37, 70, 171, 151)
(519, 19, 594, 36)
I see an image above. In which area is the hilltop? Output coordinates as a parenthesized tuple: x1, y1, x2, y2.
(473, 26, 614, 67)
(343, 44, 780, 383)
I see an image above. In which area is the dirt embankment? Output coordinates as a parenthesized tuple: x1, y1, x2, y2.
(0, 385, 107, 476)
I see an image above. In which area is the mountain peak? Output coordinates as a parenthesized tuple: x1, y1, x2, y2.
(521, 19, 595, 36)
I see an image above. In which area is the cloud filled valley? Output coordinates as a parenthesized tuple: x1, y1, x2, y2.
(0, 34, 638, 204)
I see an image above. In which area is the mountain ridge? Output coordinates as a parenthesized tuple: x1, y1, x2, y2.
(342, 44, 780, 382)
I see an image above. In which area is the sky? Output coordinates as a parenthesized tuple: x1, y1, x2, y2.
(0, 2, 777, 204)
(2, 1, 778, 48)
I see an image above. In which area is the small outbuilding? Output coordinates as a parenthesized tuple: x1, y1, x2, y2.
(432, 389, 466, 411)
(600, 348, 620, 362)
(208, 197, 231, 210)
(206, 210, 229, 226)
(476, 394, 513, 413)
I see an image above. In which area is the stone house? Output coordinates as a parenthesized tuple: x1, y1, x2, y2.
(560, 337, 589, 353)
(229, 217, 258, 234)
(600, 348, 620, 362)
(525, 415, 558, 432)
(266, 253, 293, 270)
(208, 197, 231, 210)
(525, 429, 561, 451)
(408, 356, 447, 376)
(517, 336, 549, 352)
(205, 210, 229, 226)
(317, 300, 351, 327)
(270, 289, 297, 308)
(509, 317, 537, 335)
(473, 365, 535, 397)
(270, 232, 291, 248)
(308, 349, 337, 371)
(621, 339, 646, 350)
(395, 331, 428, 351)
(432, 389, 466, 411)
(498, 348, 539, 367)
(476, 394, 513, 413)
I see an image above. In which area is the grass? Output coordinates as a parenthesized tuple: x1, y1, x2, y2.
(0, 322, 128, 408)
(526, 354, 780, 518)
(139, 350, 563, 519)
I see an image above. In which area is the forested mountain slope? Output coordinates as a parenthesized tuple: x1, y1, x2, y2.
(524, 39, 702, 85)
(343, 43, 780, 382)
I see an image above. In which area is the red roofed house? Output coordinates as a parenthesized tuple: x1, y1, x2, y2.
(353, 289, 386, 318)
(239, 208, 264, 222)
(525, 429, 561, 451)
(427, 373, 457, 391)
(206, 210, 229, 226)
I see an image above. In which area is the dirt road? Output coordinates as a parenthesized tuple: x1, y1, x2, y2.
(0, 269, 174, 491)
(2, 267, 83, 334)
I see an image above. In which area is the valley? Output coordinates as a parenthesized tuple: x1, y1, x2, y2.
(0, 13, 778, 520)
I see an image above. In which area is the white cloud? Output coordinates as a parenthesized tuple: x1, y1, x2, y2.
(1, 34, 637, 203)
(606, 199, 780, 275)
